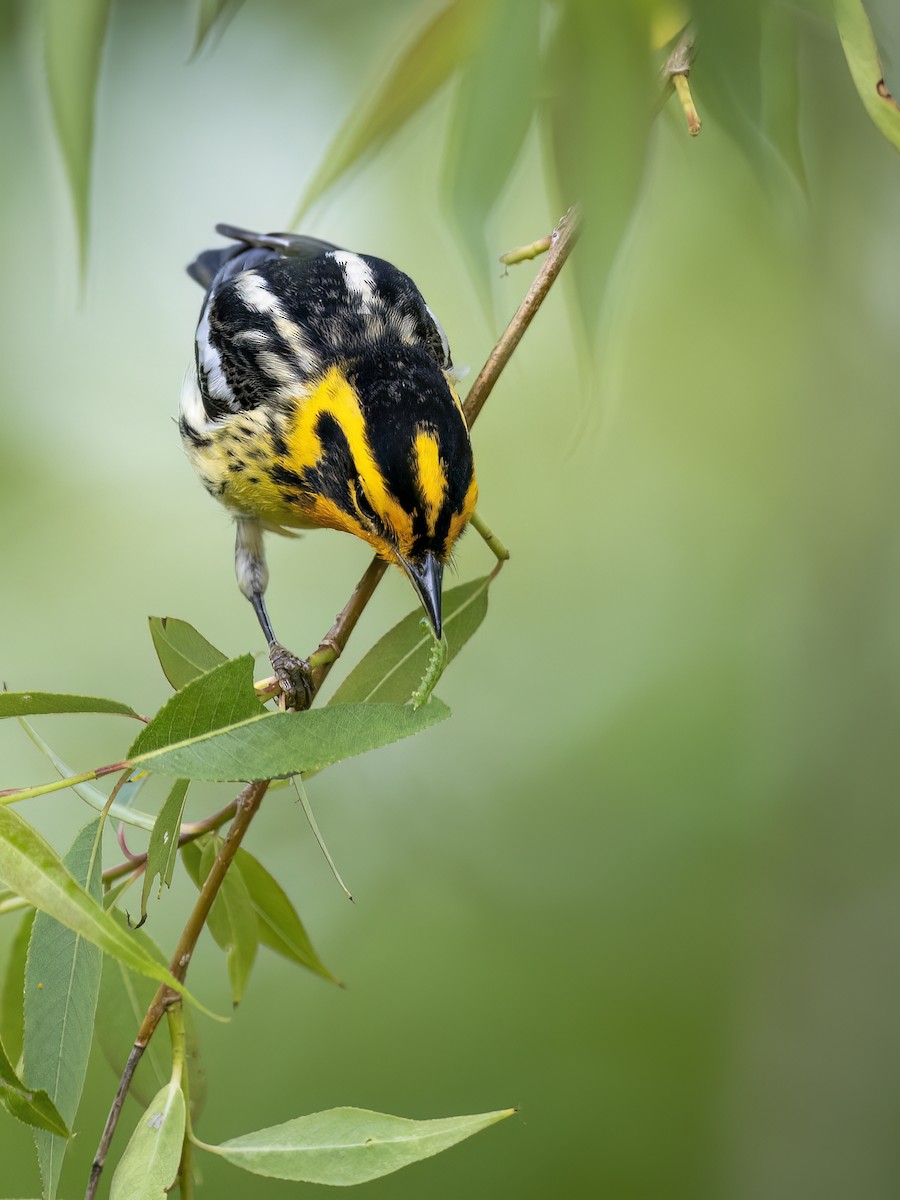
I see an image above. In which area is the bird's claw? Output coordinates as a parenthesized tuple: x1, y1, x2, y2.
(268, 642, 314, 711)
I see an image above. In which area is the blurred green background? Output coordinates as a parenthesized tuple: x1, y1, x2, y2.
(3, 0, 900, 1196)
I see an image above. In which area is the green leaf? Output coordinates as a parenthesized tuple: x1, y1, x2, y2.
(24, 820, 103, 1197)
(127, 656, 450, 781)
(0, 1034, 69, 1137)
(43, 0, 112, 267)
(18, 719, 155, 831)
(140, 780, 189, 922)
(836, 0, 900, 151)
(443, 0, 541, 309)
(148, 617, 228, 691)
(0, 807, 210, 1011)
(96, 921, 171, 1110)
(109, 1081, 185, 1200)
(199, 1105, 515, 1185)
(293, 0, 486, 221)
(0, 692, 138, 720)
(192, 0, 244, 57)
(234, 847, 337, 984)
(199, 839, 258, 1007)
(544, 1, 653, 334)
(330, 576, 491, 705)
(181, 838, 258, 1006)
(864, 0, 900, 102)
(0, 907, 34, 1066)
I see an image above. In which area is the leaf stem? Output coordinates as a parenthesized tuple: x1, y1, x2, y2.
(168, 1003, 194, 1199)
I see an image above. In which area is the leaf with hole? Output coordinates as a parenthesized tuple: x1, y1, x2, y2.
(140, 780, 189, 921)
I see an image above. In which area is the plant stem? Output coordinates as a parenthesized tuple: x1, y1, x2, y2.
(168, 1003, 194, 1199)
(308, 207, 580, 694)
(84, 779, 270, 1200)
(101, 795, 242, 886)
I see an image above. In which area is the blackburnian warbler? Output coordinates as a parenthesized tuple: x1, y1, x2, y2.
(181, 224, 478, 708)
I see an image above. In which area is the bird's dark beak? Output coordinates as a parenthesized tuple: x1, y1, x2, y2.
(398, 550, 444, 639)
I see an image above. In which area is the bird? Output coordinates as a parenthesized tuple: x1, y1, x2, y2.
(180, 224, 478, 709)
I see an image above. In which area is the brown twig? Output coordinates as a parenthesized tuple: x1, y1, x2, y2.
(85, 780, 269, 1199)
(102, 797, 242, 886)
(310, 205, 580, 692)
(85, 208, 580, 1197)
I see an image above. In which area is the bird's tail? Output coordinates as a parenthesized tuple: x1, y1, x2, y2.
(187, 224, 341, 290)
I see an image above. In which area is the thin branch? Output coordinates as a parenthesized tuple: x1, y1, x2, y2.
(85, 779, 270, 1200)
(310, 205, 580, 692)
(85, 208, 579, 1197)
(101, 796, 242, 886)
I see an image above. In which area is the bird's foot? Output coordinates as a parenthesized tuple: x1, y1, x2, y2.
(268, 642, 314, 712)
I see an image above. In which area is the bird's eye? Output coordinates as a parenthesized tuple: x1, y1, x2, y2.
(354, 479, 377, 523)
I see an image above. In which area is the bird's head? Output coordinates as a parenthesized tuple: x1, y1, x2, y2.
(284, 346, 478, 638)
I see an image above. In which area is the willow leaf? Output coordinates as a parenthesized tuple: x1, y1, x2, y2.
(200, 1105, 515, 1185)
(24, 820, 102, 1197)
(44, 0, 112, 266)
(110, 1081, 185, 1200)
(836, 0, 900, 151)
(294, 0, 486, 220)
(148, 617, 227, 691)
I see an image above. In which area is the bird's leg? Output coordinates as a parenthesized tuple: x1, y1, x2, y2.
(235, 518, 313, 711)
(469, 511, 510, 576)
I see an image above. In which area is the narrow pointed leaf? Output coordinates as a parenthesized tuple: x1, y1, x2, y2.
(44, 0, 112, 266)
(864, 0, 900, 101)
(148, 617, 227, 691)
(0, 1035, 69, 1137)
(234, 847, 337, 983)
(0, 907, 34, 1065)
(0, 807, 209, 1010)
(294, 0, 486, 220)
(443, 0, 541, 307)
(18, 719, 155, 830)
(0, 692, 138, 720)
(192, 0, 244, 57)
(181, 838, 258, 1006)
(330, 576, 490, 705)
(201, 1105, 515, 1184)
(836, 0, 900, 151)
(24, 821, 102, 1197)
(544, 1, 653, 335)
(126, 656, 450, 781)
(109, 1081, 185, 1200)
(140, 780, 189, 921)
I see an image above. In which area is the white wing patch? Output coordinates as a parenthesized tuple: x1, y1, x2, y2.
(196, 301, 234, 404)
(331, 250, 376, 306)
(179, 364, 209, 433)
(235, 271, 284, 316)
